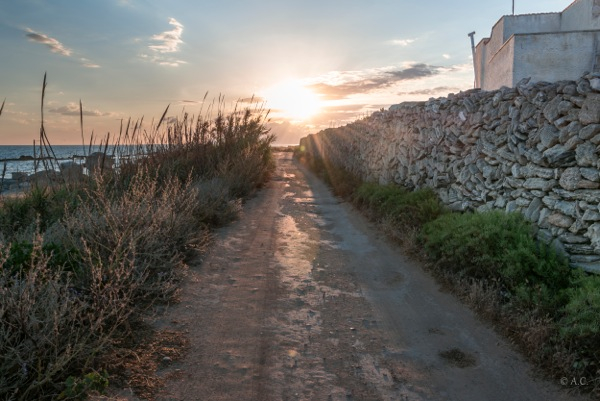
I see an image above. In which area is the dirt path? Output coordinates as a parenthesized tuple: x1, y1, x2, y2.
(149, 152, 584, 401)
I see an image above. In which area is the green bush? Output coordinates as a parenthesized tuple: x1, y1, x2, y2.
(557, 271, 600, 378)
(0, 194, 37, 237)
(354, 183, 445, 228)
(561, 272, 600, 340)
(59, 370, 109, 400)
(420, 210, 572, 312)
(2, 240, 81, 276)
(0, 186, 84, 240)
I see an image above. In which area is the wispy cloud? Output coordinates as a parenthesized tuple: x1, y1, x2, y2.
(142, 18, 186, 66)
(49, 102, 111, 117)
(389, 38, 416, 47)
(308, 63, 442, 100)
(397, 86, 461, 96)
(25, 28, 72, 56)
(239, 96, 265, 104)
(442, 54, 451, 59)
(80, 58, 100, 68)
(150, 18, 184, 53)
(25, 28, 100, 68)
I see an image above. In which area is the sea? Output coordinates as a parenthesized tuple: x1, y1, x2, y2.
(0, 143, 297, 180)
(0, 145, 136, 179)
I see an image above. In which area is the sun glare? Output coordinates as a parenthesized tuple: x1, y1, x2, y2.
(261, 80, 322, 122)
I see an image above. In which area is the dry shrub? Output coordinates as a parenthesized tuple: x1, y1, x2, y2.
(0, 236, 142, 401)
(192, 178, 241, 227)
(217, 143, 275, 198)
(0, 86, 276, 399)
(59, 168, 211, 303)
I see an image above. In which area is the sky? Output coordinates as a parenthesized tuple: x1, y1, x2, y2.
(0, 0, 576, 145)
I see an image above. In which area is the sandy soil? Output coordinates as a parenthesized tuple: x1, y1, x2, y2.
(140, 152, 586, 400)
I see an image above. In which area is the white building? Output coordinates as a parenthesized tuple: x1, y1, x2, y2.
(474, 0, 600, 90)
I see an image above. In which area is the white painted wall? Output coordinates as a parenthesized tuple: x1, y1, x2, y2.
(474, 0, 600, 90)
(513, 32, 600, 84)
(474, 41, 487, 89)
(482, 38, 515, 90)
(562, 0, 600, 30)
(503, 13, 561, 40)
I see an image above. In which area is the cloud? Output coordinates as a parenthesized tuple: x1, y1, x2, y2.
(239, 96, 265, 104)
(142, 18, 185, 66)
(25, 28, 100, 68)
(388, 64, 439, 80)
(390, 38, 416, 47)
(156, 59, 187, 67)
(323, 104, 366, 113)
(308, 63, 441, 100)
(80, 58, 100, 68)
(25, 28, 72, 56)
(267, 121, 310, 145)
(443, 54, 451, 59)
(397, 86, 460, 96)
(49, 102, 111, 117)
(150, 18, 183, 53)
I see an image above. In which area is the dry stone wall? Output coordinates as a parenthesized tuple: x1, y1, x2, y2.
(301, 73, 600, 273)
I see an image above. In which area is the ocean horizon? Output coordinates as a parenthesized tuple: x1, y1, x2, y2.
(0, 144, 134, 177)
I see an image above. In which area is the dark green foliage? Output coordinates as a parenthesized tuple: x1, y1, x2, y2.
(58, 371, 109, 400)
(0, 186, 84, 239)
(420, 211, 572, 311)
(354, 183, 445, 227)
(2, 240, 81, 276)
(557, 271, 600, 377)
(561, 272, 600, 340)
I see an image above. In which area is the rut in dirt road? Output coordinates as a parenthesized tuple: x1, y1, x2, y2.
(153, 152, 585, 401)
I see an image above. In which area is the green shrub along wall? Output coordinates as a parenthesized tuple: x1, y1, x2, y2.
(301, 73, 600, 273)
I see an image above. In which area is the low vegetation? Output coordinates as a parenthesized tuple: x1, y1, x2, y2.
(299, 149, 600, 397)
(0, 79, 274, 400)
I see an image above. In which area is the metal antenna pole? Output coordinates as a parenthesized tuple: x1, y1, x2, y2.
(512, 0, 515, 15)
(468, 31, 477, 87)
(468, 31, 476, 59)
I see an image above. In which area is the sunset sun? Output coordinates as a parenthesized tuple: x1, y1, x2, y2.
(261, 80, 322, 122)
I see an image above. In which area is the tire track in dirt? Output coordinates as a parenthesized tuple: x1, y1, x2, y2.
(149, 152, 586, 401)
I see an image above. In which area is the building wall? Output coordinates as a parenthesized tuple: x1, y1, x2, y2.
(482, 13, 561, 62)
(473, 41, 487, 90)
(301, 74, 600, 273)
(481, 37, 515, 90)
(485, 19, 507, 59)
(513, 31, 600, 84)
(562, 0, 600, 30)
(503, 13, 561, 41)
(474, 0, 600, 90)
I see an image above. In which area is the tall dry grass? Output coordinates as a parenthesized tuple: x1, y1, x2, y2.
(0, 76, 275, 400)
